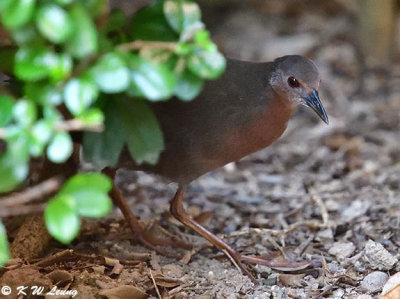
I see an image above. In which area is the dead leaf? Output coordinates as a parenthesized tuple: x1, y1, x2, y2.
(153, 275, 183, 288)
(170, 292, 189, 299)
(104, 257, 124, 276)
(179, 251, 192, 265)
(99, 285, 148, 299)
(46, 270, 73, 286)
(150, 252, 161, 270)
(194, 212, 213, 226)
(381, 272, 400, 299)
(279, 273, 305, 287)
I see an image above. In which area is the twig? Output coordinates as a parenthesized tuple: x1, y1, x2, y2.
(0, 176, 65, 207)
(0, 203, 46, 217)
(0, 120, 103, 139)
(34, 249, 76, 267)
(54, 119, 104, 132)
(149, 269, 162, 299)
(222, 249, 243, 275)
(117, 40, 176, 52)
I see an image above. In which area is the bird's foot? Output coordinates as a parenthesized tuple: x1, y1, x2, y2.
(140, 220, 193, 251)
(102, 167, 192, 260)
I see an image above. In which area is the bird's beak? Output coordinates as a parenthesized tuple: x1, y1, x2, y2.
(303, 89, 329, 124)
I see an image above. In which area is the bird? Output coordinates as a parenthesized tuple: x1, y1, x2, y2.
(103, 55, 328, 282)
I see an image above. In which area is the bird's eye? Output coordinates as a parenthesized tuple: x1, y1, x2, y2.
(288, 76, 300, 88)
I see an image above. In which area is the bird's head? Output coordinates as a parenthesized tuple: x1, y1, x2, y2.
(269, 55, 328, 124)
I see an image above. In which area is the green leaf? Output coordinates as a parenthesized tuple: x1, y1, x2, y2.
(128, 54, 175, 101)
(46, 132, 73, 163)
(66, 3, 98, 59)
(0, 47, 16, 73)
(36, 4, 73, 43)
(82, 0, 106, 17)
(116, 98, 164, 165)
(29, 120, 53, 157)
(64, 76, 99, 115)
(77, 108, 104, 126)
(13, 99, 36, 127)
(0, 222, 10, 267)
(11, 25, 37, 45)
(61, 173, 111, 194)
(163, 0, 201, 34)
(25, 82, 63, 106)
(48, 53, 72, 82)
(59, 173, 112, 218)
(55, 0, 74, 5)
(45, 195, 80, 244)
(187, 50, 226, 79)
(14, 47, 71, 82)
(90, 53, 129, 93)
(14, 47, 51, 81)
(103, 9, 126, 34)
(0, 95, 14, 127)
(130, 2, 178, 41)
(0, 136, 29, 193)
(0, 0, 11, 12)
(75, 191, 111, 218)
(174, 69, 203, 101)
(1, 0, 35, 29)
(193, 30, 216, 51)
(83, 100, 125, 169)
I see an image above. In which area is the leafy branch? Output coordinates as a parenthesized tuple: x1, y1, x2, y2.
(0, 0, 226, 266)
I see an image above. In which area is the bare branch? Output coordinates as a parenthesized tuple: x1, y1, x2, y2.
(0, 176, 65, 208)
(0, 119, 104, 140)
(54, 119, 104, 132)
(117, 40, 176, 52)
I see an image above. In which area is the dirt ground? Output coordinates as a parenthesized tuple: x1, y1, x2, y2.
(2, 1, 400, 298)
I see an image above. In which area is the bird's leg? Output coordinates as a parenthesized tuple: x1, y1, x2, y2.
(170, 186, 311, 282)
(170, 186, 257, 282)
(102, 167, 184, 259)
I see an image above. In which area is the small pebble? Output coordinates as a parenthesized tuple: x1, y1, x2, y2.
(360, 271, 389, 293)
(328, 242, 355, 260)
(332, 288, 344, 298)
(363, 240, 398, 270)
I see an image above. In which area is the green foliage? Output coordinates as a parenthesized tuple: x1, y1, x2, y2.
(36, 4, 73, 43)
(0, 0, 226, 262)
(82, 100, 125, 169)
(90, 53, 130, 93)
(0, 95, 14, 126)
(66, 3, 98, 59)
(0, 222, 10, 267)
(116, 98, 164, 165)
(45, 194, 80, 244)
(127, 54, 175, 101)
(45, 173, 112, 244)
(163, 0, 201, 34)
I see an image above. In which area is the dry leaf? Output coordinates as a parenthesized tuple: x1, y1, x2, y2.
(46, 270, 73, 286)
(279, 273, 305, 287)
(104, 257, 124, 276)
(194, 212, 213, 225)
(154, 275, 183, 288)
(381, 273, 400, 299)
(99, 285, 148, 299)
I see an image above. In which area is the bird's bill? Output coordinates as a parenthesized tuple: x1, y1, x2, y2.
(303, 89, 329, 124)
